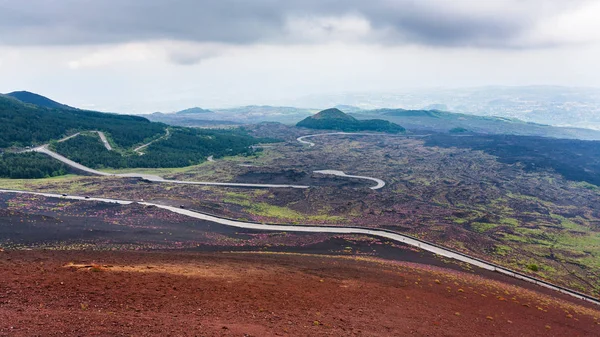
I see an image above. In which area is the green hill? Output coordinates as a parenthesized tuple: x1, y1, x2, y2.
(296, 108, 405, 133)
(6, 91, 74, 110)
(0, 94, 165, 148)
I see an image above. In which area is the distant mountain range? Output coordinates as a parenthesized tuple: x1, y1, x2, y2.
(144, 105, 316, 126)
(350, 108, 600, 140)
(290, 86, 600, 131)
(5, 90, 600, 141)
(144, 103, 600, 140)
(297, 108, 405, 133)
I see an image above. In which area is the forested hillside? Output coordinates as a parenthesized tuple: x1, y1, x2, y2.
(0, 95, 165, 148)
(53, 128, 275, 169)
(0, 152, 68, 179)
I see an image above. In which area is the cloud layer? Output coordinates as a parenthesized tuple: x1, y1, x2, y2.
(0, 0, 592, 50)
(1, 0, 599, 112)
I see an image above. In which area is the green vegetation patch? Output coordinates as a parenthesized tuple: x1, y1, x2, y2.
(494, 245, 513, 256)
(499, 217, 519, 227)
(470, 222, 498, 233)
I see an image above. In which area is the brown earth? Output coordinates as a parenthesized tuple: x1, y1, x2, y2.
(1, 250, 599, 336)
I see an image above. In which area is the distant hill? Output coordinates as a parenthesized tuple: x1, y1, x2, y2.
(6, 91, 74, 110)
(175, 107, 212, 114)
(296, 108, 405, 133)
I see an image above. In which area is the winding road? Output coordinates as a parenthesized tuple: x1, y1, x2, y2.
(34, 145, 113, 176)
(7, 131, 599, 304)
(0, 188, 597, 306)
(297, 132, 429, 147)
(31, 129, 309, 189)
(33, 145, 311, 189)
(31, 131, 388, 190)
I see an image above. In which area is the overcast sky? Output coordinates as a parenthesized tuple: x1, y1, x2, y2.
(1, 0, 599, 113)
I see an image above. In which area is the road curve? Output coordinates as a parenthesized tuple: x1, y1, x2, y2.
(33, 130, 384, 190)
(134, 128, 170, 155)
(35, 145, 112, 176)
(55, 131, 112, 151)
(297, 132, 429, 147)
(33, 145, 309, 189)
(314, 170, 385, 190)
(297, 133, 389, 189)
(297, 132, 390, 147)
(0, 188, 597, 306)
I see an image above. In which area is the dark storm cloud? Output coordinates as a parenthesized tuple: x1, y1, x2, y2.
(0, 0, 576, 48)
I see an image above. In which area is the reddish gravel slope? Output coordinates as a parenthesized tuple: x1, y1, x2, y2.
(1, 251, 598, 336)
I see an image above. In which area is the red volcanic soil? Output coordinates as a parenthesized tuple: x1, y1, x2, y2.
(1, 251, 599, 337)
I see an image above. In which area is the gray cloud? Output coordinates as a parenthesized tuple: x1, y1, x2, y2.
(0, 0, 585, 49)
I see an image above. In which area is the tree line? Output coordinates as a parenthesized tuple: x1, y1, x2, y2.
(0, 152, 68, 179)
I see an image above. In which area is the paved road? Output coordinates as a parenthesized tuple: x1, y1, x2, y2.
(34, 144, 309, 189)
(33, 130, 391, 190)
(34, 145, 113, 176)
(56, 133, 81, 143)
(95, 131, 112, 151)
(297, 132, 429, 147)
(134, 129, 170, 155)
(297, 133, 389, 189)
(0, 188, 597, 306)
(314, 170, 385, 190)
